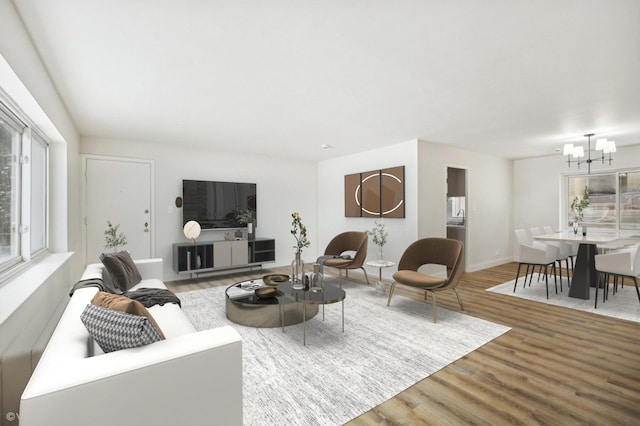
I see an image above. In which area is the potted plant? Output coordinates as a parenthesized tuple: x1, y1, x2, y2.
(104, 221, 127, 252)
(366, 220, 387, 260)
(570, 186, 590, 234)
(234, 209, 254, 238)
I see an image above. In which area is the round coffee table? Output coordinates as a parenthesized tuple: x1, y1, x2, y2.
(225, 279, 318, 328)
(277, 281, 346, 345)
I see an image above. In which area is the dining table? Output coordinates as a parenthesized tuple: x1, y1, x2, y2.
(534, 229, 634, 300)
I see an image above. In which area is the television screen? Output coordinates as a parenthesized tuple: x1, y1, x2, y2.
(182, 180, 256, 229)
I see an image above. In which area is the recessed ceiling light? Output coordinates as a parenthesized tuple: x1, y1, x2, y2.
(320, 144, 333, 149)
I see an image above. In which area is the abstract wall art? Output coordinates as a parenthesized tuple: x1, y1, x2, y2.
(344, 165, 405, 218)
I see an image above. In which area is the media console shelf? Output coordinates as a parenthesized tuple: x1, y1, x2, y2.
(172, 238, 276, 275)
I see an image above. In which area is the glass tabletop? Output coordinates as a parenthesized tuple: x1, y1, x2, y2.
(277, 281, 346, 305)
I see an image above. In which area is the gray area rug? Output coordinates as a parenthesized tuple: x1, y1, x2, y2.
(487, 274, 640, 323)
(179, 281, 510, 426)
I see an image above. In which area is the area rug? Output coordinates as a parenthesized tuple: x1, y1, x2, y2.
(487, 274, 640, 323)
(179, 281, 510, 426)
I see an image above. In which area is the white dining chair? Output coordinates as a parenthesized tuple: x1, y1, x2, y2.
(514, 229, 559, 299)
(532, 227, 569, 292)
(594, 245, 640, 309)
(543, 225, 574, 289)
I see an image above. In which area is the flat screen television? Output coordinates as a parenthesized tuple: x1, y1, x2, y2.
(182, 180, 256, 229)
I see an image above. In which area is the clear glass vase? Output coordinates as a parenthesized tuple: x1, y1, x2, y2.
(310, 263, 323, 292)
(377, 245, 384, 261)
(291, 250, 305, 290)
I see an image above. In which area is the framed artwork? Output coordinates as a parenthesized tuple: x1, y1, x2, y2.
(344, 166, 405, 218)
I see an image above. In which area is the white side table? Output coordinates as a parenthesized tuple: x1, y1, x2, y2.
(366, 260, 395, 293)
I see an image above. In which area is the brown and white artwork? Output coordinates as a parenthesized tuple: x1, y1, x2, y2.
(344, 166, 405, 218)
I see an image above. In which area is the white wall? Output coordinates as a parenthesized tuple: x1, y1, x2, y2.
(417, 141, 513, 272)
(318, 140, 420, 280)
(81, 137, 318, 281)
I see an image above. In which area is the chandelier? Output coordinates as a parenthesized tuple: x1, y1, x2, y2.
(563, 133, 616, 174)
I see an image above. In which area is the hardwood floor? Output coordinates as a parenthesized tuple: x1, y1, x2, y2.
(166, 262, 640, 425)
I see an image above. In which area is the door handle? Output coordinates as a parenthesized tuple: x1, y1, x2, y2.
(144, 222, 149, 232)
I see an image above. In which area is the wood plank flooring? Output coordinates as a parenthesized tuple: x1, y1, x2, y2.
(166, 262, 640, 425)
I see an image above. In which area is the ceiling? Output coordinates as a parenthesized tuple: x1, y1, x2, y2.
(13, 0, 640, 161)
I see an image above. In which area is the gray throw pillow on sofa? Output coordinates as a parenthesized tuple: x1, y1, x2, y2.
(80, 304, 163, 353)
(99, 251, 142, 291)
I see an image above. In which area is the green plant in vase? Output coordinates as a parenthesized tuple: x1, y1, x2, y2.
(104, 221, 127, 252)
(570, 186, 590, 234)
(366, 220, 387, 260)
(290, 212, 310, 288)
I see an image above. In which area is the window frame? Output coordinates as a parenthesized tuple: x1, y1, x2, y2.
(0, 98, 50, 278)
(564, 168, 640, 231)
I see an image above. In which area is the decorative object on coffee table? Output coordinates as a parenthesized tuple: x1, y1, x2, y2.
(291, 211, 310, 289)
(263, 274, 290, 286)
(255, 287, 277, 299)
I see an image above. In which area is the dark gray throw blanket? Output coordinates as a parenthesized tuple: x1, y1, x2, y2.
(69, 278, 120, 296)
(69, 279, 181, 308)
(124, 288, 182, 308)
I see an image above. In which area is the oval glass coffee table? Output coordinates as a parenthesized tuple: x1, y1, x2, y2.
(225, 279, 319, 328)
(277, 281, 346, 345)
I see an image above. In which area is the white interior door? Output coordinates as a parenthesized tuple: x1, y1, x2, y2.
(84, 156, 153, 264)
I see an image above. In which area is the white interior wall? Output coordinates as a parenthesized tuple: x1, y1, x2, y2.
(81, 137, 318, 281)
(417, 141, 514, 272)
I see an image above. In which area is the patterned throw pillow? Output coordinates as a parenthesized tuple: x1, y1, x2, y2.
(80, 304, 163, 353)
(91, 291, 165, 339)
(99, 251, 142, 291)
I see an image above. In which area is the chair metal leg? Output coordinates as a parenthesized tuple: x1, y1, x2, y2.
(514, 263, 523, 292)
(359, 266, 371, 286)
(633, 277, 640, 302)
(386, 282, 397, 306)
(595, 272, 602, 309)
(454, 288, 464, 311)
(544, 265, 549, 299)
(338, 269, 343, 288)
(430, 291, 437, 323)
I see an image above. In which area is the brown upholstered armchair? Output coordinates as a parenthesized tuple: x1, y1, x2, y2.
(321, 231, 370, 287)
(387, 238, 464, 323)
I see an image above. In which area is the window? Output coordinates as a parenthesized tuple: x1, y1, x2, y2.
(0, 101, 49, 274)
(566, 170, 640, 230)
(620, 171, 640, 230)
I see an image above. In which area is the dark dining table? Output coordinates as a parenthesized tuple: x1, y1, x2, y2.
(534, 230, 630, 300)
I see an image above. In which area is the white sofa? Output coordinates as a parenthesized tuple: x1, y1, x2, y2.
(20, 258, 242, 426)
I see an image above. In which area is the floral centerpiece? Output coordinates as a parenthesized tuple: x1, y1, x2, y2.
(104, 221, 127, 252)
(366, 220, 387, 260)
